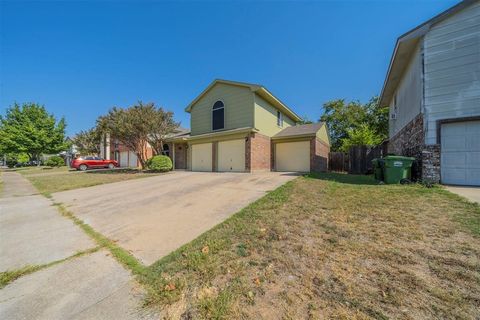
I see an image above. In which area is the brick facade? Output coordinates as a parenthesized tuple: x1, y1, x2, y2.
(387, 114, 441, 183)
(310, 138, 329, 172)
(247, 132, 271, 172)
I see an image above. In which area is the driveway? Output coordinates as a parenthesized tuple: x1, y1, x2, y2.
(52, 171, 297, 265)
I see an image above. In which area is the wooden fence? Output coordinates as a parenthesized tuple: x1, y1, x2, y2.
(329, 144, 387, 174)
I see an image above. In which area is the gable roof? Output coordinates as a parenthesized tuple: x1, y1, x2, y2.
(185, 79, 302, 122)
(379, 0, 477, 107)
(273, 122, 325, 139)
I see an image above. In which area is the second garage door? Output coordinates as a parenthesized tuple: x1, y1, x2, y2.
(218, 139, 245, 172)
(441, 120, 480, 186)
(192, 143, 212, 172)
(275, 141, 310, 172)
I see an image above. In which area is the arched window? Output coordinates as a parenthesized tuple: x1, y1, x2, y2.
(162, 144, 170, 157)
(212, 100, 224, 130)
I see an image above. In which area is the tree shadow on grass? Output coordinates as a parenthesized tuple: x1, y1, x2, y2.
(306, 172, 378, 185)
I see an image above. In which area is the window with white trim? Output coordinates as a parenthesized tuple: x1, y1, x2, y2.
(277, 110, 283, 127)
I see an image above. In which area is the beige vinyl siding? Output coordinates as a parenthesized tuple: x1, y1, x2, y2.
(423, 1, 480, 145)
(316, 124, 330, 145)
(388, 43, 423, 139)
(254, 93, 296, 137)
(190, 83, 254, 136)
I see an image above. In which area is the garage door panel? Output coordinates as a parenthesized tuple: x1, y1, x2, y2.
(276, 141, 310, 172)
(441, 120, 480, 186)
(443, 136, 466, 152)
(218, 139, 245, 172)
(192, 143, 212, 172)
(120, 152, 128, 167)
(128, 152, 138, 168)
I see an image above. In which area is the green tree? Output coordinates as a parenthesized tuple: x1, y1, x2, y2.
(0, 103, 67, 162)
(339, 124, 384, 152)
(320, 96, 387, 151)
(72, 127, 101, 155)
(97, 102, 179, 168)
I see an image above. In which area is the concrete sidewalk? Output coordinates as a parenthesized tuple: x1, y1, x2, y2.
(445, 185, 480, 204)
(0, 172, 95, 271)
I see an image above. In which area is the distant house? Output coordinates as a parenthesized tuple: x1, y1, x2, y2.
(101, 79, 330, 172)
(380, 0, 480, 186)
(164, 79, 330, 172)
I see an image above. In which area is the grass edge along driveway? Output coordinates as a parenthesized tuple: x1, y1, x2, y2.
(137, 173, 480, 319)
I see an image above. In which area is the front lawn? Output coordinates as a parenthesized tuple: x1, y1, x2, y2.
(16, 166, 72, 176)
(141, 173, 480, 319)
(27, 169, 163, 195)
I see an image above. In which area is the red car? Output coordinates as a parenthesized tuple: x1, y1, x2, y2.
(71, 156, 119, 171)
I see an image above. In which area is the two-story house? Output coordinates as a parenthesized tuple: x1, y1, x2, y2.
(165, 79, 330, 172)
(380, 0, 480, 186)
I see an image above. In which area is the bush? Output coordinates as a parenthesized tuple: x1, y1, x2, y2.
(146, 155, 172, 172)
(6, 157, 17, 168)
(45, 155, 65, 167)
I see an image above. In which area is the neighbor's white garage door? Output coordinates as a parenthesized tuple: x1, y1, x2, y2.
(218, 139, 245, 172)
(128, 151, 138, 168)
(275, 141, 310, 172)
(441, 120, 480, 186)
(119, 151, 138, 168)
(192, 143, 212, 172)
(120, 151, 129, 167)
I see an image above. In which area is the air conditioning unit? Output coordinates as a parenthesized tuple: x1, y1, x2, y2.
(390, 113, 397, 120)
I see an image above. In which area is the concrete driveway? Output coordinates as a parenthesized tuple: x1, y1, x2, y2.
(53, 171, 297, 265)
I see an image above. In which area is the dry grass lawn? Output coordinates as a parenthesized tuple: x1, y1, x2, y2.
(141, 173, 480, 319)
(27, 169, 163, 195)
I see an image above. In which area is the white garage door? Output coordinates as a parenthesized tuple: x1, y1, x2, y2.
(120, 151, 129, 167)
(218, 139, 245, 172)
(275, 141, 310, 172)
(192, 143, 212, 172)
(128, 151, 138, 168)
(441, 120, 480, 186)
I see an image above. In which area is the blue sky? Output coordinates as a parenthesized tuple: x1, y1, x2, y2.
(0, 0, 458, 136)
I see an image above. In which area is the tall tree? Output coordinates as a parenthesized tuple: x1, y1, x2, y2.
(72, 127, 101, 155)
(0, 103, 67, 162)
(320, 96, 388, 151)
(97, 102, 179, 168)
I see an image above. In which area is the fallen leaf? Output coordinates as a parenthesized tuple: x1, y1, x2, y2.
(164, 283, 176, 291)
(202, 246, 209, 254)
(254, 277, 261, 285)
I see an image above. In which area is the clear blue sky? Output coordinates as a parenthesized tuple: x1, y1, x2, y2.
(0, 0, 458, 136)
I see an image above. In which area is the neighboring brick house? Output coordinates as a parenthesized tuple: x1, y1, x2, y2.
(165, 79, 330, 172)
(380, 0, 480, 186)
(99, 128, 189, 168)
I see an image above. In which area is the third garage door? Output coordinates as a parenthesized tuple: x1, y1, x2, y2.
(218, 139, 245, 172)
(275, 141, 310, 172)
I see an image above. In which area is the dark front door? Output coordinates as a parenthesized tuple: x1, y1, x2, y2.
(175, 143, 187, 169)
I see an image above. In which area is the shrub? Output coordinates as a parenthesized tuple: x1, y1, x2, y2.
(6, 157, 17, 168)
(45, 155, 65, 167)
(146, 155, 172, 172)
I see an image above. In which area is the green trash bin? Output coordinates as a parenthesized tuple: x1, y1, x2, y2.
(372, 158, 384, 181)
(383, 156, 415, 184)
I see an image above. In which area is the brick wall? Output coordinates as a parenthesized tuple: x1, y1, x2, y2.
(422, 145, 441, 183)
(387, 114, 440, 183)
(246, 133, 271, 172)
(310, 138, 329, 172)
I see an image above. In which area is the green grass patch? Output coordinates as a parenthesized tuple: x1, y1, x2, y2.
(0, 247, 99, 288)
(28, 170, 163, 194)
(54, 204, 148, 276)
(141, 173, 480, 319)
